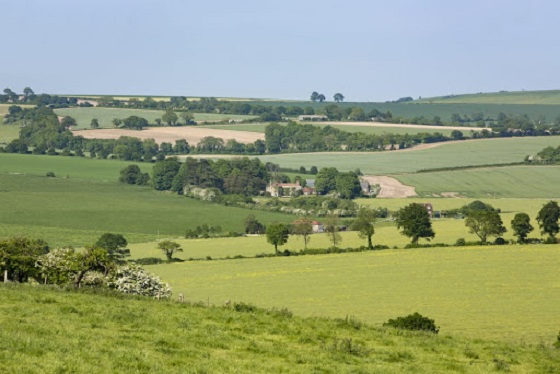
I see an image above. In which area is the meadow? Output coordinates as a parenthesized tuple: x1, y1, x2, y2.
(53, 107, 256, 129)
(3, 284, 558, 373)
(197, 136, 560, 174)
(0, 154, 293, 247)
(144, 244, 560, 344)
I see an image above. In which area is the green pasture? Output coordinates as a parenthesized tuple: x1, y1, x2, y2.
(0, 154, 293, 247)
(147, 244, 560, 344)
(3, 285, 558, 373)
(53, 107, 256, 129)
(0, 125, 20, 144)
(241, 100, 560, 122)
(130, 196, 551, 260)
(395, 165, 560, 198)
(417, 90, 560, 105)
(199, 122, 464, 137)
(195, 136, 560, 174)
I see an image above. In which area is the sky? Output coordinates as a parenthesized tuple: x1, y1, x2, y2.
(2, 0, 559, 102)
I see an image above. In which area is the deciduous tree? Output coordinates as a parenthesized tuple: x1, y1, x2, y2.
(158, 240, 183, 261)
(537, 201, 560, 241)
(95, 233, 130, 264)
(395, 203, 435, 245)
(333, 93, 344, 102)
(352, 207, 376, 249)
(324, 213, 342, 248)
(291, 218, 313, 249)
(511, 213, 533, 243)
(266, 223, 290, 254)
(465, 210, 506, 244)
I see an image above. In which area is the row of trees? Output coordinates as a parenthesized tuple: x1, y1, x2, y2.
(263, 199, 560, 255)
(396, 200, 560, 246)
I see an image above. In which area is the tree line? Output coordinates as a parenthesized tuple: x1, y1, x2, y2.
(262, 199, 560, 255)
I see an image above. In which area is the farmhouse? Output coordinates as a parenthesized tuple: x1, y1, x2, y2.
(421, 203, 434, 218)
(298, 115, 328, 121)
(312, 221, 324, 233)
(302, 186, 315, 195)
(266, 181, 302, 197)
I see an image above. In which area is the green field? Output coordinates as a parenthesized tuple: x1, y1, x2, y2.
(240, 100, 560, 123)
(199, 122, 465, 137)
(3, 284, 558, 373)
(145, 244, 560, 344)
(0, 154, 293, 247)
(0, 124, 20, 144)
(195, 136, 560, 174)
(395, 165, 560, 198)
(417, 90, 560, 105)
(53, 107, 256, 129)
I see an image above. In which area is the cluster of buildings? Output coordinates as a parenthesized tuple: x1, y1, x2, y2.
(265, 179, 373, 198)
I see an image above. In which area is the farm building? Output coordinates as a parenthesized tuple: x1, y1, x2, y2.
(421, 203, 434, 218)
(298, 115, 328, 121)
(302, 186, 315, 195)
(266, 182, 302, 197)
(312, 221, 324, 233)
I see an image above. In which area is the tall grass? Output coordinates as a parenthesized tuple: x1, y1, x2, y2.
(1, 283, 558, 373)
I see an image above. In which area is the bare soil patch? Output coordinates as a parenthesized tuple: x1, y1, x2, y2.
(362, 176, 417, 198)
(71, 126, 264, 145)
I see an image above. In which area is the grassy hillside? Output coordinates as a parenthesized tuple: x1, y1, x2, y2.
(53, 107, 256, 129)
(196, 136, 560, 174)
(146, 244, 560, 344)
(417, 90, 560, 105)
(1, 284, 558, 373)
(0, 154, 293, 247)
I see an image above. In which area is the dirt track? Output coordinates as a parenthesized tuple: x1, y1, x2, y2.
(362, 176, 417, 198)
(71, 127, 264, 145)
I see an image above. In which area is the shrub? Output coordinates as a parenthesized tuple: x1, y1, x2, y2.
(384, 312, 439, 334)
(494, 237, 507, 245)
(455, 238, 466, 246)
(46, 171, 56, 177)
(233, 302, 258, 313)
(132, 257, 165, 265)
(109, 264, 172, 298)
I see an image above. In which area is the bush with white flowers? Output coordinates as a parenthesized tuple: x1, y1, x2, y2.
(109, 264, 172, 298)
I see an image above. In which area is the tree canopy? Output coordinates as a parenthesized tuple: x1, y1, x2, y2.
(352, 207, 376, 249)
(266, 223, 290, 254)
(395, 203, 435, 245)
(537, 201, 560, 240)
(511, 213, 533, 243)
(465, 210, 506, 244)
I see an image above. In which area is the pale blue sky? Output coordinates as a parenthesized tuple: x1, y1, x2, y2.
(2, 0, 559, 101)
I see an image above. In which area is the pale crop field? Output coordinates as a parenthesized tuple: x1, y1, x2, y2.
(146, 244, 560, 344)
